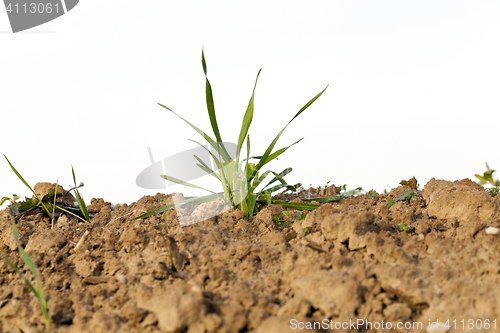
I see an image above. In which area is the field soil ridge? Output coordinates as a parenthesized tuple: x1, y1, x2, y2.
(0, 177, 499, 333)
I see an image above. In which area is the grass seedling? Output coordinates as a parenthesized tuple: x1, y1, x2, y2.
(136, 49, 328, 220)
(300, 227, 311, 237)
(273, 210, 306, 227)
(273, 213, 281, 225)
(300, 184, 363, 204)
(386, 188, 419, 209)
(4, 156, 91, 224)
(395, 188, 418, 202)
(4, 155, 54, 221)
(0, 194, 20, 209)
(475, 162, 500, 197)
(295, 211, 306, 221)
(70, 166, 90, 221)
(1, 198, 50, 332)
(398, 222, 414, 232)
(386, 198, 396, 209)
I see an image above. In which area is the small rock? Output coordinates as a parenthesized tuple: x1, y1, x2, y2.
(485, 227, 499, 235)
(117, 275, 128, 284)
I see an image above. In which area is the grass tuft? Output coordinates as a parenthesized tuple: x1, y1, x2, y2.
(136, 49, 328, 221)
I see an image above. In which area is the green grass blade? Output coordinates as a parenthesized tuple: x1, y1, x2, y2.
(134, 203, 177, 219)
(195, 162, 221, 181)
(133, 193, 223, 220)
(201, 47, 208, 76)
(71, 166, 90, 222)
(255, 199, 321, 211)
(257, 183, 289, 195)
(251, 170, 272, 191)
(49, 204, 87, 223)
(158, 103, 232, 162)
(261, 167, 293, 191)
(302, 195, 346, 203)
(261, 170, 296, 193)
(236, 69, 261, 156)
(4, 155, 37, 198)
(190, 145, 222, 181)
(189, 139, 235, 203)
(260, 138, 303, 165)
(5, 258, 38, 295)
(251, 85, 328, 180)
(160, 175, 215, 194)
(4, 155, 54, 220)
(201, 49, 231, 160)
(245, 135, 251, 177)
(204, 70, 220, 140)
(0, 196, 12, 206)
(11, 218, 50, 332)
(245, 193, 256, 218)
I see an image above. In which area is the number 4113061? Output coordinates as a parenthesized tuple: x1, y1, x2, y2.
(6, 2, 60, 14)
(444, 319, 496, 330)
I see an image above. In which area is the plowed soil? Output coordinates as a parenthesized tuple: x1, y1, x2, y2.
(1, 178, 499, 333)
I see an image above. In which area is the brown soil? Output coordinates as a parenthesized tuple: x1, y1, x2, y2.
(1, 178, 499, 333)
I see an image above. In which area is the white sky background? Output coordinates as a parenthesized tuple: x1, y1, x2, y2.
(1, 1, 500, 208)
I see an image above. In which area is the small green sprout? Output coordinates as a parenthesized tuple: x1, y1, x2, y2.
(475, 162, 500, 197)
(398, 222, 414, 232)
(295, 211, 306, 221)
(395, 188, 418, 202)
(367, 189, 379, 198)
(316, 181, 331, 192)
(0, 194, 20, 209)
(387, 188, 419, 209)
(273, 213, 282, 225)
(489, 187, 499, 197)
(300, 227, 311, 237)
(386, 198, 396, 209)
(71, 166, 90, 221)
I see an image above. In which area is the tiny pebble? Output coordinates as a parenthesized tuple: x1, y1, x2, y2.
(485, 227, 499, 235)
(418, 234, 425, 241)
(117, 275, 127, 284)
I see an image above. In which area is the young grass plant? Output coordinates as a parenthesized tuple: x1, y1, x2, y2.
(136, 49, 328, 221)
(70, 165, 90, 221)
(4, 156, 91, 224)
(475, 162, 500, 197)
(4, 155, 54, 221)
